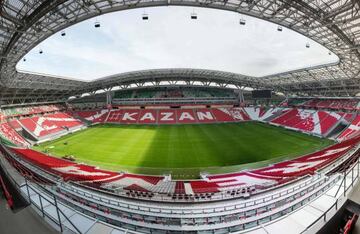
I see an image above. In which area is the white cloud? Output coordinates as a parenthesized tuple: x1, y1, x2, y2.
(16, 6, 338, 81)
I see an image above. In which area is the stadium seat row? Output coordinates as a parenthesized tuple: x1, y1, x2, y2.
(7, 135, 359, 198)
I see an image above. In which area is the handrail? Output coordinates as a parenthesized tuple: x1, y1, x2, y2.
(1, 142, 359, 233)
(3, 143, 325, 204)
(1, 149, 358, 233)
(59, 175, 324, 213)
(114, 97, 236, 101)
(54, 175, 340, 231)
(300, 158, 360, 234)
(334, 156, 360, 198)
(3, 146, 341, 232)
(0, 152, 81, 234)
(0, 174, 13, 208)
(334, 175, 345, 198)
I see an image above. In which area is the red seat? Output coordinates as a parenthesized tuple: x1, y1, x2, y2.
(138, 109, 158, 124)
(158, 109, 177, 124)
(176, 109, 197, 124)
(211, 108, 235, 122)
(338, 116, 360, 141)
(0, 123, 28, 146)
(73, 110, 109, 123)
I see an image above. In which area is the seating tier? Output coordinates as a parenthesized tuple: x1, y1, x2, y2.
(19, 113, 83, 138)
(337, 116, 360, 141)
(0, 123, 28, 146)
(7, 134, 359, 197)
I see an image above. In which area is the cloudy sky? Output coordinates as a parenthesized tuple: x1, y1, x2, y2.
(16, 6, 338, 81)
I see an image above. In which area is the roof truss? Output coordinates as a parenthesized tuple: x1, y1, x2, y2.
(0, 0, 359, 101)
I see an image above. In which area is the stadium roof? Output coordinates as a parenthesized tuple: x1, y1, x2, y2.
(0, 0, 360, 104)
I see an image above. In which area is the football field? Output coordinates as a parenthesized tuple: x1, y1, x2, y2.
(34, 122, 333, 178)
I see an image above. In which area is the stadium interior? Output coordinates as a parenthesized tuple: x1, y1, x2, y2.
(0, 1, 360, 234)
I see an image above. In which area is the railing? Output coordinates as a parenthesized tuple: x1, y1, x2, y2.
(1, 141, 360, 233)
(4, 139, 357, 206)
(0, 150, 140, 234)
(300, 157, 360, 234)
(23, 180, 82, 234)
(1, 149, 358, 233)
(59, 175, 325, 213)
(4, 143, 325, 201)
(0, 145, 344, 233)
(0, 154, 80, 233)
(53, 174, 341, 233)
(334, 157, 360, 198)
(0, 143, 344, 233)
(112, 97, 237, 105)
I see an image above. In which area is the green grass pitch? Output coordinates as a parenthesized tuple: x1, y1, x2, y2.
(34, 122, 333, 179)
